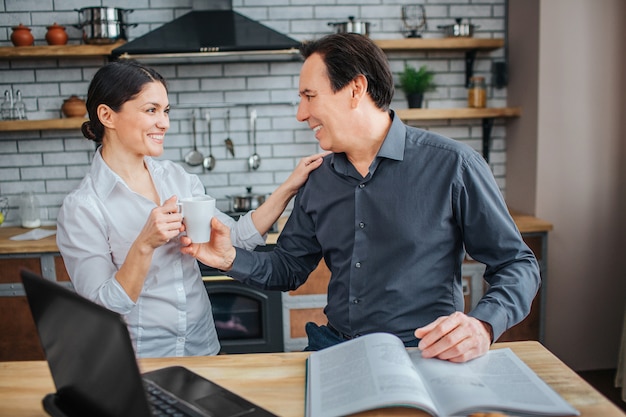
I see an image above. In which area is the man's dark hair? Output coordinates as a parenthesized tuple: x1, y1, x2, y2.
(299, 33, 394, 111)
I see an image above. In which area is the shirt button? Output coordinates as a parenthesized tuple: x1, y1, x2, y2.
(355, 262, 361, 268)
(359, 183, 365, 188)
(177, 337, 184, 343)
(359, 222, 365, 229)
(353, 299, 360, 304)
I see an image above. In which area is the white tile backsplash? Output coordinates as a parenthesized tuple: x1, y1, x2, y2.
(0, 0, 507, 225)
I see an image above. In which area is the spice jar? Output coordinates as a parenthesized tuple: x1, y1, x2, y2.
(467, 76, 486, 108)
(46, 23, 68, 45)
(10, 23, 34, 47)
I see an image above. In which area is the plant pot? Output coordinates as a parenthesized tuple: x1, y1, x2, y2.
(406, 92, 424, 109)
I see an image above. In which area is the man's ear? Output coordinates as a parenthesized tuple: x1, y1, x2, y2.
(97, 104, 115, 129)
(350, 74, 368, 105)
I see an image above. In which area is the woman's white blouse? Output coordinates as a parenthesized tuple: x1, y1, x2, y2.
(56, 150, 265, 357)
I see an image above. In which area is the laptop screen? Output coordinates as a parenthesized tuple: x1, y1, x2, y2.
(21, 270, 152, 417)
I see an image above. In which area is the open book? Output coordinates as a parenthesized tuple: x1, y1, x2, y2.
(305, 332, 579, 417)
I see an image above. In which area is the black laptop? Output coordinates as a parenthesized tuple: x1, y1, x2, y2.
(20, 269, 277, 417)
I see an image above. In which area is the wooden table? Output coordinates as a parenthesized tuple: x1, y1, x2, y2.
(0, 341, 623, 417)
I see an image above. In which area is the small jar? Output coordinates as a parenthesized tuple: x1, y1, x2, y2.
(46, 23, 68, 45)
(61, 95, 87, 118)
(467, 76, 487, 108)
(20, 192, 41, 228)
(10, 23, 34, 47)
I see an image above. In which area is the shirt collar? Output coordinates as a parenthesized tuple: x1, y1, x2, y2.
(90, 147, 163, 200)
(330, 109, 406, 176)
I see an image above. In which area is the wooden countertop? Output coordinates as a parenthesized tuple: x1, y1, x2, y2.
(0, 226, 59, 254)
(0, 212, 552, 255)
(0, 341, 622, 417)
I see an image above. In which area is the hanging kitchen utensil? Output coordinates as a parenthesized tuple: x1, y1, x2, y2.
(224, 109, 234, 158)
(203, 111, 216, 171)
(184, 110, 204, 167)
(248, 109, 261, 171)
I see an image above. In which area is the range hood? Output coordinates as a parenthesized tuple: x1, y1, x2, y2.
(112, 2, 302, 63)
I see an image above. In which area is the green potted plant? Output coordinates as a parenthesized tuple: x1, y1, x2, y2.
(398, 64, 436, 108)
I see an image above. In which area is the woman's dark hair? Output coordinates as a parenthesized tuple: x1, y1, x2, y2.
(81, 60, 167, 143)
(299, 33, 394, 111)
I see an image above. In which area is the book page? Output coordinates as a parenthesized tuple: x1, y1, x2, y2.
(306, 333, 438, 417)
(408, 348, 579, 416)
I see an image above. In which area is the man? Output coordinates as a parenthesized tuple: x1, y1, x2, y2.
(182, 33, 540, 363)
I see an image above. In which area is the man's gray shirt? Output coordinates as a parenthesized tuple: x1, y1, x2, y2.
(229, 110, 541, 343)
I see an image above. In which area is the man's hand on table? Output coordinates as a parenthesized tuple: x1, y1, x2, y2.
(414, 311, 492, 363)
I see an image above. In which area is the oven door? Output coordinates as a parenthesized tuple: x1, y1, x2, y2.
(203, 276, 283, 354)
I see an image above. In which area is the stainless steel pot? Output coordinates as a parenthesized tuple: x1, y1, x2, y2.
(78, 21, 133, 44)
(228, 187, 267, 212)
(437, 18, 478, 38)
(74, 7, 135, 44)
(328, 16, 371, 36)
(75, 7, 133, 24)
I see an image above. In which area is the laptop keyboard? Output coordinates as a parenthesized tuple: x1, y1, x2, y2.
(144, 379, 202, 417)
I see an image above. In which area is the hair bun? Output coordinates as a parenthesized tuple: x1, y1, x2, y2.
(81, 121, 97, 141)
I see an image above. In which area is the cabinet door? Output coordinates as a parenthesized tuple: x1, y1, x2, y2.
(0, 257, 46, 361)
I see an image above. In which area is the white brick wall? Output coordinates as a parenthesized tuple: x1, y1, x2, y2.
(0, 0, 507, 224)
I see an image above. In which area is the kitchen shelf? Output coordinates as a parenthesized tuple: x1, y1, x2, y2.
(0, 117, 86, 132)
(0, 40, 125, 59)
(374, 37, 504, 52)
(396, 107, 519, 120)
(376, 37, 505, 88)
(396, 107, 521, 162)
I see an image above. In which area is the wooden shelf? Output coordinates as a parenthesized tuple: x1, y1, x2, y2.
(0, 108, 520, 133)
(0, 38, 502, 60)
(375, 37, 505, 52)
(396, 107, 521, 121)
(397, 107, 521, 163)
(0, 117, 86, 132)
(0, 40, 125, 59)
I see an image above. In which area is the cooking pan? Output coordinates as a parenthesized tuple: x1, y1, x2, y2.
(228, 187, 267, 212)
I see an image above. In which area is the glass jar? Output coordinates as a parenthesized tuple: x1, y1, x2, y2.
(467, 76, 487, 108)
(20, 192, 41, 228)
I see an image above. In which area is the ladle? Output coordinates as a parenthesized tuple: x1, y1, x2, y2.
(184, 110, 204, 167)
(248, 109, 261, 171)
(224, 109, 234, 158)
(203, 111, 216, 171)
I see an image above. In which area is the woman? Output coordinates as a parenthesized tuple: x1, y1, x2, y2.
(56, 60, 325, 358)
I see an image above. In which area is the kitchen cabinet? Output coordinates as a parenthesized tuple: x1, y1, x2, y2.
(0, 226, 70, 361)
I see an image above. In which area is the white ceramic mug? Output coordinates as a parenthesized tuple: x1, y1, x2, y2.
(177, 195, 215, 243)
